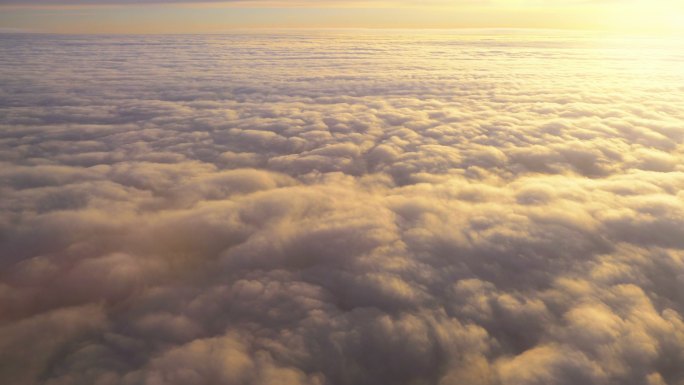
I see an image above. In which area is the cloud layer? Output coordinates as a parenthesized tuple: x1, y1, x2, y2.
(1, 31, 684, 385)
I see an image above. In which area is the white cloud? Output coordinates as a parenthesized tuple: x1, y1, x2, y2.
(1, 31, 684, 385)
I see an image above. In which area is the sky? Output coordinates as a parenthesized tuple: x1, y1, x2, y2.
(1, 30, 684, 385)
(0, 0, 683, 34)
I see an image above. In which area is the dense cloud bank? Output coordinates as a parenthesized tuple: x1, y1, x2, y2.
(1, 31, 684, 385)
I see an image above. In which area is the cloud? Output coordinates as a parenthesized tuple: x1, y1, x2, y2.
(1, 31, 684, 385)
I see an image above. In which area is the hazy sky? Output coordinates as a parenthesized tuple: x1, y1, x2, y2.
(0, 0, 683, 33)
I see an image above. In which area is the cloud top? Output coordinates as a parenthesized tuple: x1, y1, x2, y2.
(1, 31, 684, 385)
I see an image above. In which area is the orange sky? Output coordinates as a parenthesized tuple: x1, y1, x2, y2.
(0, 0, 683, 34)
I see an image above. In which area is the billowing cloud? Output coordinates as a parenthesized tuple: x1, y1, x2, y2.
(1, 31, 684, 385)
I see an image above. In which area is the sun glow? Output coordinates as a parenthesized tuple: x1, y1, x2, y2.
(597, 0, 684, 35)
